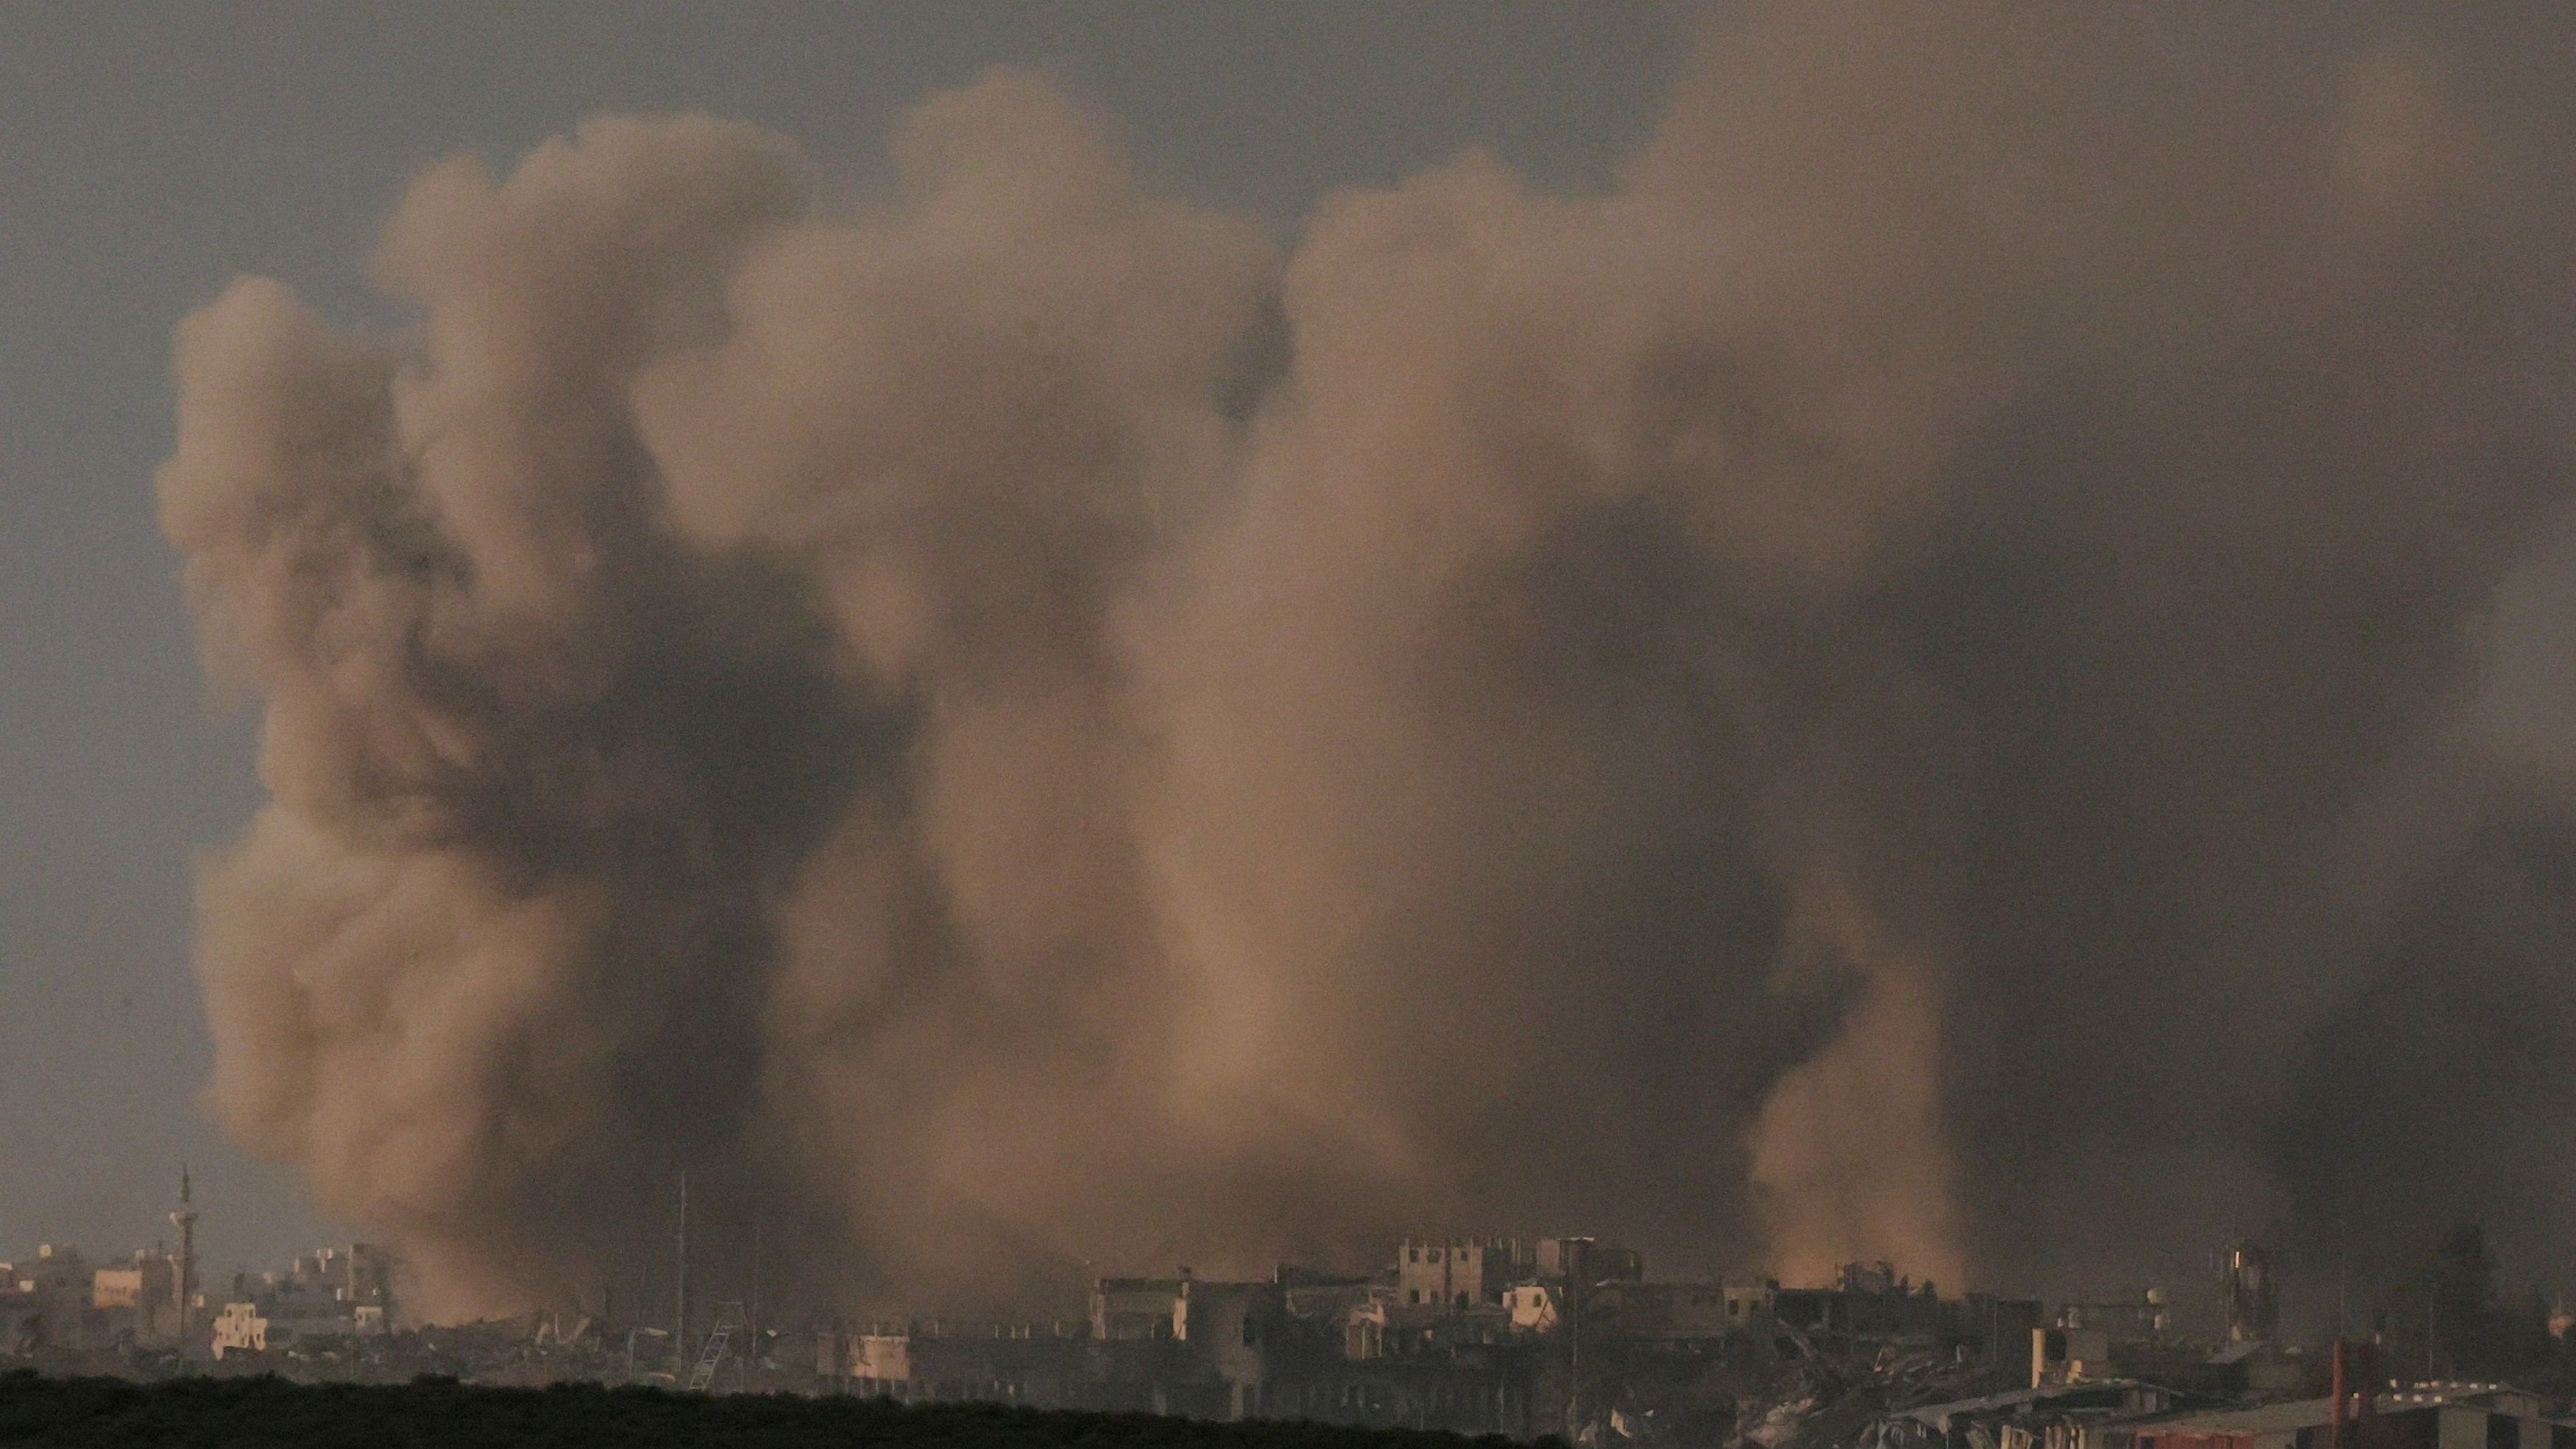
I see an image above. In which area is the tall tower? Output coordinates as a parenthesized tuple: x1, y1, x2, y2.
(170, 1169, 199, 1346)
(673, 1169, 690, 1373)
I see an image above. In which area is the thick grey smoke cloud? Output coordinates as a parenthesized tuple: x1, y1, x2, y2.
(162, 6, 2576, 1319)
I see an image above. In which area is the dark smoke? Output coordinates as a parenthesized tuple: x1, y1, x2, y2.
(161, 7, 2576, 1319)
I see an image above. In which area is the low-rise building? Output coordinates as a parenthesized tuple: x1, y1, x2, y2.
(1399, 1240, 1529, 1311)
(0, 1246, 101, 1351)
(1594, 1281, 1733, 1342)
(1725, 1280, 1777, 1322)
(1775, 1264, 1956, 1342)
(1535, 1239, 1645, 1286)
(209, 1300, 267, 1358)
(1507, 1283, 1559, 1333)
(2129, 1386, 2576, 1449)
(1091, 1278, 1186, 1341)
(91, 1252, 180, 1345)
(843, 1322, 1091, 1408)
(208, 1244, 394, 1359)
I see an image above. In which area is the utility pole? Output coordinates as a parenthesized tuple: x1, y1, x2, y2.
(675, 1169, 690, 1375)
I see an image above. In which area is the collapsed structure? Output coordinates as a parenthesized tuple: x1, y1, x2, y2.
(1891, 1352, 2576, 1449)
(803, 1240, 2576, 1449)
(10, 1196, 2576, 1449)
(813, 1240, 2049, 1440)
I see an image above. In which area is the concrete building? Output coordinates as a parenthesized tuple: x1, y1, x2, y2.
(0, 1246, 101, 1351)
(1775, 1265, 1957, 1342)
(1091, 1278, 1187, 1341)
(1274, 1257, 1538, 1436)
(208, 1298, 389, 1358)
(91, 1251, 180, 1345)
(1179, 1278, 1283, 1418)
(1724, 1280, 1778, 1322)
(208, 1244, 394, 1359)
(2129, 1386, 2576, 1449)
(1258, 1348, 1538, 1436)
(2036, 1327, 2220, 1391)
(10, 1245, 92, 1304)
(843, 1278, 1288, 1420)
(1594, 1281, 1734, 1342)
(2204, 1340, 2310, 1401)
(1535, 1238, 1644, 1286)
(1507, 1283, 1559, 1333)
(816, 1241, 2062, 1439)
(2039, 1325, 2130, 1386)
(843, 1322, 1091, 1408)
(831, 1261, 1529, 1433)
(1400, 1239, 1529, 1310)
(208, 1300, 268, 1358)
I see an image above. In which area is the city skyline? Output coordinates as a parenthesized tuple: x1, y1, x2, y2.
(10, 0, 2576, 1346)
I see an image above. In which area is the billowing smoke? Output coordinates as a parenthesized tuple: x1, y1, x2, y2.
(162, 5, 2576, 1320)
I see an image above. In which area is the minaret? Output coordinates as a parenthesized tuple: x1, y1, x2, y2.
(170, 1169, 199, 1346)
(673, 1169, 690, 1373)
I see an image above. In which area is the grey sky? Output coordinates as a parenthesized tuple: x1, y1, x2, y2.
(0, 0, 1692, 1276)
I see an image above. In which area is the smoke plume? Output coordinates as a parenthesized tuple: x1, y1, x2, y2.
(163, 6, 2576, 1319)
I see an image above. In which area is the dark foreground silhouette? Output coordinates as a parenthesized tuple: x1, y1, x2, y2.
(0, 1370, 1534, 1449)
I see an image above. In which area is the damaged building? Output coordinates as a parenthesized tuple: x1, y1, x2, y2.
(810, 1238, 2056, 1440)
(208, 1244, 396, 1360)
